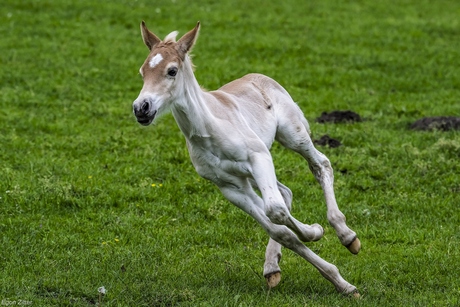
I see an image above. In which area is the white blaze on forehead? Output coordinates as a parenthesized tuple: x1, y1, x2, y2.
(149, 53, 164, 68)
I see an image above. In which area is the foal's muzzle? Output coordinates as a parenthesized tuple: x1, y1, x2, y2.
(133, 99, 156, 126)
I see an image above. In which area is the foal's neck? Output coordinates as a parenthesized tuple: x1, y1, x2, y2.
(171, 55, 212, 138)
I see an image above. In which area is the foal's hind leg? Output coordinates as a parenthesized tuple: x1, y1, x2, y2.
(276, 117, 361, 254)
(306, 146, 361, 253)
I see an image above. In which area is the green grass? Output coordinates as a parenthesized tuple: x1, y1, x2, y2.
(1, 0, 460, 306)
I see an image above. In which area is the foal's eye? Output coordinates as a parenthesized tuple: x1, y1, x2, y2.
(167, 67, 178, 77)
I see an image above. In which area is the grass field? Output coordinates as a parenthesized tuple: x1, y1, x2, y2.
(1, 0, 460, 306)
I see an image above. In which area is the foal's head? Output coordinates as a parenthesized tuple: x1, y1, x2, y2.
(133, 22, 200, 126)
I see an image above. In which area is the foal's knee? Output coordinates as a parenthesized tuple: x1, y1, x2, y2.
(265, 202, 290, 225)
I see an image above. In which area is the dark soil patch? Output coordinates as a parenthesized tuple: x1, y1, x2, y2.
(316, 110, 362, 123)
(314, 135, 342, 148)
(410, 116, 460, 131)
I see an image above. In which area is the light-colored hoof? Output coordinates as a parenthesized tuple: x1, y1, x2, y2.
(352, 291, 361, 299)
(265, 272, 281, 288)
(311, 223, 324, 241)
(346, 237, 361, 254)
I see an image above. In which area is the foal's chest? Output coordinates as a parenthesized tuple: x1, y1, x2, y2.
(186, 137, 252, 182)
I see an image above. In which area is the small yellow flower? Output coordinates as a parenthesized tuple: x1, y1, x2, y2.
(114, 238, 120, 243)
(159, 184, 163, 187)
(151, 184, 156, 187)
(88, 176, 93, 179)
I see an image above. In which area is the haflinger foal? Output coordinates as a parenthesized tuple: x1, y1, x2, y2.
(132, 21, 361, 296)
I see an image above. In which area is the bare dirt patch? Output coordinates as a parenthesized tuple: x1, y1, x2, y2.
(314, 134, 342, 148)
(410, 117, 460, 131)
(316, 110, 362, 123)
(313, 110, 362, 148)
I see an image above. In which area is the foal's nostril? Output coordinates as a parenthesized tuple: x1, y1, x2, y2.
(141, 101, 150, 113)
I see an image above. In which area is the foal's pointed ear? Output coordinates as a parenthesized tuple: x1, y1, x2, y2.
(176, 21, 201, 57)
(140, 21, 161, 51)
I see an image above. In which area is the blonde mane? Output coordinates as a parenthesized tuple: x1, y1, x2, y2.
(164, 31, 179, 43)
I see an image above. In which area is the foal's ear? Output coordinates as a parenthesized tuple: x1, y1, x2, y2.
(140, 21, 161, 51)
(176, 21, 201, 57)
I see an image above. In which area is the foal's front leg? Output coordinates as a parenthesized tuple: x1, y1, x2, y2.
(262, 181, 296, 288)
(249, 152, 324, 242)
(259, 181, 293, 288)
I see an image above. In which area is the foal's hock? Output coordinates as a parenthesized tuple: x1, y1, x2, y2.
(132, 21, 361, 296)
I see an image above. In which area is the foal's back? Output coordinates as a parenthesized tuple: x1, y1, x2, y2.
(217, 73, 291, 110)
(208, 73, 309, 149)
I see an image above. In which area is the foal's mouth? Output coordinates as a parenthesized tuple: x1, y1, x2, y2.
(137, 118, 152, 125)
(136, 110, 157, 126)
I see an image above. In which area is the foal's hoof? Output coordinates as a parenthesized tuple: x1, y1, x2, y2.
(265, 271, 281, 288)
(346, 237, 361, 254)
(340, 286, 360, 298)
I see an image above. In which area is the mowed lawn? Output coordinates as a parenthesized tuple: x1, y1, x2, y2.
(1, 0, 459, 306)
